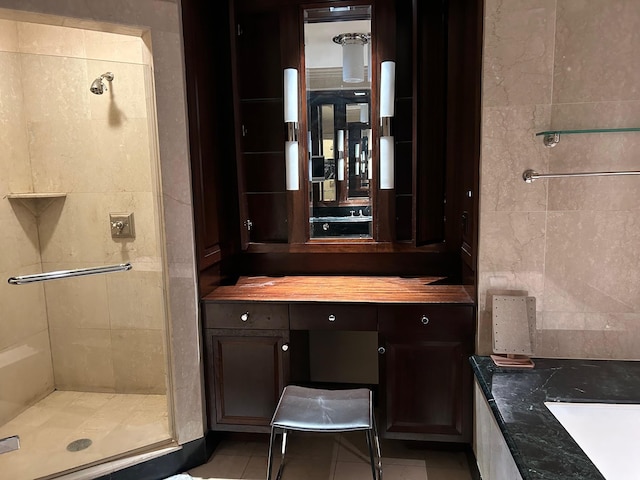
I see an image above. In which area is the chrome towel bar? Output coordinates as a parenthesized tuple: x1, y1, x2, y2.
(8, 263, 132, 285)
(523, 169, 640, 183)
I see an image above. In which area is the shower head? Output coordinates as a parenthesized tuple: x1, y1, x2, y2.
(90, 72, 114, 95)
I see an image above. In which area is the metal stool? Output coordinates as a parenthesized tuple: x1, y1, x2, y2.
(267, 385, 382, 480)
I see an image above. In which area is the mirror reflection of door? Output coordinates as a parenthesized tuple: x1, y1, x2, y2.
(304, 5, 372, 239)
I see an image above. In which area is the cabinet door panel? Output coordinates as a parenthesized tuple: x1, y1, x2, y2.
(381, 338, 471, 440)
(246, 193, 288, 242)
(208, 331, 288, 430)
(240, 101, 284, 153)
(244, 152, 286, 193)
(379, 303, 474, 442)
(236, 11, 281, 100)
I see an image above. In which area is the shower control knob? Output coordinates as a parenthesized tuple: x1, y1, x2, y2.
(240, 312, 249, 322)
(328, 314, 336, 322)
(281, 344, 289, 352)
(377, 347, 386, 355)
(420, 315, 430, 325)
(111, 221, 125, 233)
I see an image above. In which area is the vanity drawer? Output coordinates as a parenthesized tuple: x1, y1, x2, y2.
(378, 304, 474, 338)
(204, 302, 289, 329)
(289, 303, 377, 330)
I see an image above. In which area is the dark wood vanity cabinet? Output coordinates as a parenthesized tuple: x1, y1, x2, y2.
(204, 303, 290, 431)
(378, 304, 475, 442)
(203, 277, 475, 441)
(182, 0, 481, 447)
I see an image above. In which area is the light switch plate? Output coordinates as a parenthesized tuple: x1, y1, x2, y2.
(110, 213, 135, 238)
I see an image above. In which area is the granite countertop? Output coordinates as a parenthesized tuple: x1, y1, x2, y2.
(471, 356, 640, 480)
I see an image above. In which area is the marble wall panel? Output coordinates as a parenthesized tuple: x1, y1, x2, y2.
(49, 327, 115, 392)
(43, 270, 110, 330)
(83, 29, 145, 64)
(0, 266, 47, 352)
(17, 20, 85, 57)
(111, 329, 166, 394)
(0, 18, 18, 51)
(0, 52, 32, 194)
(20, 54, 89, 123)
(87, 59, 149, 121)
(106, 270, 165, 331)
(480, 105, 550, 212)
(544, 211, 640, 314)
(29, 118, 152, 193)
(553, 0, 640, 104)
(38, 192, 159, 265)
(479, 0, 640, 360)
(482, 0, 556, 107)
(0, 331, 55, 424)
(0, 201, 40, 274)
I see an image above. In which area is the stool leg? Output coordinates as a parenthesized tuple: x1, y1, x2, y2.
(365, 429, 378, 480)
(267, 426, 277, 480)
(275, 429, 288, 480)
(372, 415, 382, 479)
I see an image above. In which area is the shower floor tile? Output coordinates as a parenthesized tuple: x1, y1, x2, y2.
(0, 391, 171, 480)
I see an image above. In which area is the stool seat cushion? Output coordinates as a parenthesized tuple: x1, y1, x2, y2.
(271, 385, 373, 432)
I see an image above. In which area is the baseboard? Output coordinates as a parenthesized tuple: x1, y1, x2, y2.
(95, 431, 221, 480)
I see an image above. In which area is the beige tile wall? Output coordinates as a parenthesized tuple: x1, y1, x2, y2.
(0, 22, 54, 425)
(478, 0, 640, 359)
(1, 19, 167, 408)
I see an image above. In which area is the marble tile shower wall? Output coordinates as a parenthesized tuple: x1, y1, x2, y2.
(0, 19, 166, 419)
(478, 0, 640, 359)
(0, 19, 53, 425)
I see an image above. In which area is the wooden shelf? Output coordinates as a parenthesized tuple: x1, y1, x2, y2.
(6, 193, 67, 216)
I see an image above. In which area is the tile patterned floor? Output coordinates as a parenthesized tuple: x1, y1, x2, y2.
(185, 432, 473, 480)
(0, 391, 171, 480)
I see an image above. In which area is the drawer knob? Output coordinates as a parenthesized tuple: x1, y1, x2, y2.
(377, 347, 386, 355)
(240, 312, 249, 322)
(421, 315, 430, 325)
(328, 314, 336, 322)
(281, 344, 289, 352)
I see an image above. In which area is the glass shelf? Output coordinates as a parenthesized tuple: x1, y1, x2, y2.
(6, 192, 67, 216)
(536, 127, 640, 147)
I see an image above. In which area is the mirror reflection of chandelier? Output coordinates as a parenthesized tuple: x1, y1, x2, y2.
(332, 32, 370, 83)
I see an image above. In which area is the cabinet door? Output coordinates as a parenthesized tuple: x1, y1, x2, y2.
(378, 305, 474, 442)
(206, 329, 289, 431)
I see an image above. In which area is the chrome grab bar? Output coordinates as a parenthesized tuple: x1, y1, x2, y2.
(8, 263, 132, 285)
(523, 168, 640, 183)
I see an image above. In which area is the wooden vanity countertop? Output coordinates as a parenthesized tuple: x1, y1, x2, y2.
(204, 276, 474, 304)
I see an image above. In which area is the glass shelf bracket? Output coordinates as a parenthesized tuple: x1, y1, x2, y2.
(536, 127, 640, 147)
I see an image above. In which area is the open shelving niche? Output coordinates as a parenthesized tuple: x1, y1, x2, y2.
(5, 192, 67, 216)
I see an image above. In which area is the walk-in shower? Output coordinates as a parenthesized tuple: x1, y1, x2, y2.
(0, 17, 172, 480)
(89, 71, 114, 95)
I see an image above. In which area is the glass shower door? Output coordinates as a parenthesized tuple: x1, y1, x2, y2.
(0, 19, 172, 479)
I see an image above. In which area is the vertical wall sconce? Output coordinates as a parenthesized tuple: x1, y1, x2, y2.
(333, 33, 370, 83)
(379, 61, 395, 189)
(337, 129, 345, 181)
(284, 68, 299, 190)
(359, 103, 369, 124)
(355, 142, 361, 175)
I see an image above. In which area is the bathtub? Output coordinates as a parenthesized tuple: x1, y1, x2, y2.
(544, 402, 640, 480)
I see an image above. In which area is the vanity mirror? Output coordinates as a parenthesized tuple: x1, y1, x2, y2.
(304, 5, 373, 239)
